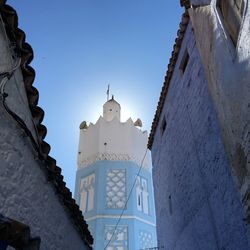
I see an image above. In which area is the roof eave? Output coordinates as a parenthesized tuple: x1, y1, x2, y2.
(148, 11, 190, 150)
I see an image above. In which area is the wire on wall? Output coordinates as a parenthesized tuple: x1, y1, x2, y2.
(0, 59, 42, 157)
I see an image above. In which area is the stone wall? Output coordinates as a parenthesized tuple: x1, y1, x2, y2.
(151, 22, 249, 249)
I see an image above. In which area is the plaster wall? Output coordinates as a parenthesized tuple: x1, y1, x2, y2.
(0, 19, 37, 142)
(103, 99, 121, 121)
(0, 21, 90, 250)
(77, 116, 151, 170)
(75, 160, 157, 250)
(187, 0, 250, 221)
(0, 16, 13, 73)
(151, 23, 249, 250)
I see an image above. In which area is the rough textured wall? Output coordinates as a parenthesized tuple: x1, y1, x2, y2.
(188, 1, 250, 224)
(0, 17, 90, 250)
(151, 23, 249, 249)
(0, 105, 89, 250)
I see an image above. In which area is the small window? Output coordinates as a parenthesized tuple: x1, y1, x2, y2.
(161, 116, 167, 135)
(168, 195, 172, 215)
(179, 49, 189, 74)
(217, 0, 245, 45)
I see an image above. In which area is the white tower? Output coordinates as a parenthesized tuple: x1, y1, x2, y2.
(75, 97, 157, 250)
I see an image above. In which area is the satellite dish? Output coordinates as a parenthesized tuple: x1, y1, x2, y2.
(134, 118, 142, 127)
(79, 121, 88, 130)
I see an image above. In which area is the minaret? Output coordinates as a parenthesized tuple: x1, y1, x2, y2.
(75, 96, 157, 250)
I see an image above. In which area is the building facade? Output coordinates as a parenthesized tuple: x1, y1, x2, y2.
(0, 2, 92, 249)
(148, 1, 250, 249)
(184, 0, 250, 223)
(75, 97, 157, 250)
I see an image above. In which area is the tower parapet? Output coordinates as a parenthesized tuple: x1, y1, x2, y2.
(77, 97, 151, 171)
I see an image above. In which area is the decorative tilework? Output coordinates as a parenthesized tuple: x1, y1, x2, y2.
(78, 153, 150, 170)
(106, 169, 126, 209)
(139, 231, 153, 249)
(105, 225, 128, 250)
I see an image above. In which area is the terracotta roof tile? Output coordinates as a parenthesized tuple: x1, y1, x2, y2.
(148, 12, 189, 150)
(180, 0, 191, 9)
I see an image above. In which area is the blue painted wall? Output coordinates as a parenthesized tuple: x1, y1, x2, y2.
(75, 160, 157, 249)
(151, 21, 250, 249)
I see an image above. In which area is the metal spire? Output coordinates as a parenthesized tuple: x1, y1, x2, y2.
(106, 84, 110, 101)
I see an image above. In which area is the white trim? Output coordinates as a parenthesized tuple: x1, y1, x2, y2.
(85, 214, 156, 227)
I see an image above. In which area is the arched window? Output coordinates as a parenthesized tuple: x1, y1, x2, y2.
(79, 173, 95, 213)
(136, 176, 149, 214)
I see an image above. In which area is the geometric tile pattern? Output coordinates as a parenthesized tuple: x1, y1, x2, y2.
(105, 225, 128, 250)
(79, 152, 150, 170)
(106, 169, 126, 209)
(139, 231, 154, 249)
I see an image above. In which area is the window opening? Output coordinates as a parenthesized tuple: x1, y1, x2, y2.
(161, 116, 167, 136)
(179, 49, 189, 74)
(136, 176, 149, 214)
(79, 174, 95, 213)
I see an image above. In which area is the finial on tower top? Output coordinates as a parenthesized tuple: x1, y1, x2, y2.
(106, 84, 110, 101)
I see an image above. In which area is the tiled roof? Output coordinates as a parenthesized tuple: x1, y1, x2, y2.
(0, 0, 93, 247)
(148, 11, 189, 149)
(180, 0, 191, 9)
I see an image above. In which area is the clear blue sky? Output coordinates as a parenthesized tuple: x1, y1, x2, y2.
(8, 0, 183, 192)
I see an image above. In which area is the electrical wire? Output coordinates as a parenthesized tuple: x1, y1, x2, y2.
(104, 148, 148, 250)
(0, 59, 41, 156)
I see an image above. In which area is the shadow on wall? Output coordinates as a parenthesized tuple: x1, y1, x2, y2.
(0, 213, 41, 250)
(188, 1, 250, 221)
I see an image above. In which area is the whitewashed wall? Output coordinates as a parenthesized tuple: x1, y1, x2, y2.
(188, 0, 250, 228)
(0, 18, 91, 250)
(151, 22, 249, 250)
(78, 116, 151, 170)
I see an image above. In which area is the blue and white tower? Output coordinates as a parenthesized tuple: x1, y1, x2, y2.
(75, 96, 157, 250)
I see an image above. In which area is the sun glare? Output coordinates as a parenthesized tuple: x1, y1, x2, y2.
(120, 104, 137, 123)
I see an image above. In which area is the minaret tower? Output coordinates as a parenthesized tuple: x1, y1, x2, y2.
(75, 96, 157, 250)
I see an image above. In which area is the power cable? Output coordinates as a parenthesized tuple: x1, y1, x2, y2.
(0, 13, 41, 155)
(0, 59, 42, 156)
